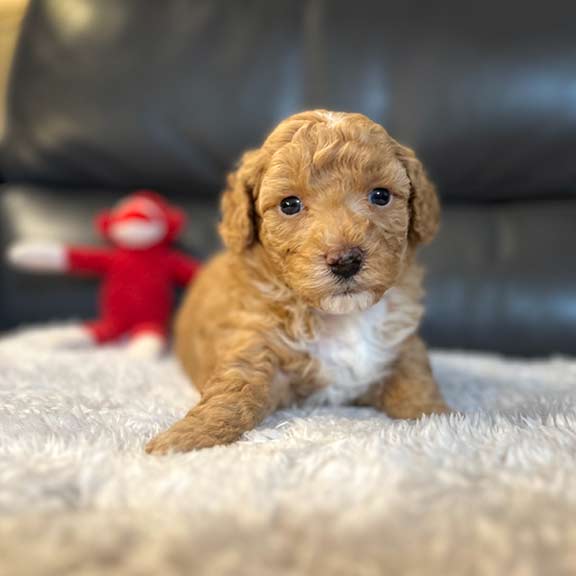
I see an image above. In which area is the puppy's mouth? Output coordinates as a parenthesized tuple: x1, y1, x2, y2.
(331, 274, 366, 294)
(333, 285, 361, 296)
(319, 287, 376, 315)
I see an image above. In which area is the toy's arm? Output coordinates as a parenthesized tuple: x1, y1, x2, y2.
(67, 247, 114, 275)
(7, 242, 69, 273)
(169, 251, 202, 286)
(7, 242, 112, 276)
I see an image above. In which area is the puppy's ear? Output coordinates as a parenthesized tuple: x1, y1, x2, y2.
(393, 142, 440, 245)
(219, 149, 266, 253)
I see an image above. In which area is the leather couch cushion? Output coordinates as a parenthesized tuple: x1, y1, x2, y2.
(2, 184, 576, 356)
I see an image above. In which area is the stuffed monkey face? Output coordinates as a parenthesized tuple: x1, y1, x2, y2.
(109, 219, 167, 249)
(106, 196, 168, 249)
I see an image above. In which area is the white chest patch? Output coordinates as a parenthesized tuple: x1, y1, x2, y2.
(303, 288, 422, 406)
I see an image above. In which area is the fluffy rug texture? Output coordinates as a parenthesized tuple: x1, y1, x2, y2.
(1, 325, 576, 576)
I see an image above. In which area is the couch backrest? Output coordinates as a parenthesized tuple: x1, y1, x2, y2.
(2, 0, 576, 356)
(4, 0, 576, 202)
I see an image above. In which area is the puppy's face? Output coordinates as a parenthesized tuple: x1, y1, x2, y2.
(220, 111, 439, 314)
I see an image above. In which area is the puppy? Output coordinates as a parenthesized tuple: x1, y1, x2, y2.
(146, 110, 449, 454)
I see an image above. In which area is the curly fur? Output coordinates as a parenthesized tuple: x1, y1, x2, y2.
(146, 110, 448, 455)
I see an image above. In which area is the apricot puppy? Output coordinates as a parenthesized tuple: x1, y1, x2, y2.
(146, 110, 449, 455)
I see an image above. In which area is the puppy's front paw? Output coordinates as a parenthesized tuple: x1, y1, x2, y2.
(145, 417, 226, 455)
(145, 430, 183, 455)
(386, 401, 452, 420)
(419, 402, 453, 417)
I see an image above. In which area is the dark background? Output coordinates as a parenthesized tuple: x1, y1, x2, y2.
(1, 0, 576, 356)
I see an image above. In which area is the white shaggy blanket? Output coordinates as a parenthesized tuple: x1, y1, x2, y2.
(1, 325, 576, 576)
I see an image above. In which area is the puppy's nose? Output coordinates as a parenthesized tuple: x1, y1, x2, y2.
(326, 247, 364, 279)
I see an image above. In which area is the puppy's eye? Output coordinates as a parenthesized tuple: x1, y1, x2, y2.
(280, 196, 302, 215)
(369, 188, 392, 206)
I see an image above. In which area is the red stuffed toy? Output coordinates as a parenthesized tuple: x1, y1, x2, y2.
(8, 190, 201, 357)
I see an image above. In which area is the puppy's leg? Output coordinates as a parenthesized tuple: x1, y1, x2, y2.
(361, 336, 450, 419)
(146, 342, 276, 454)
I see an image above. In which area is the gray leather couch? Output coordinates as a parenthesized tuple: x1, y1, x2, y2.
(1, 0, 575, 356)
